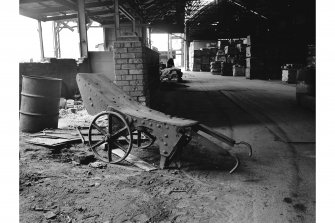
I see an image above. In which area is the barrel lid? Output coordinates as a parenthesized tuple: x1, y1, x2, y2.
(22, 75, 62, 81)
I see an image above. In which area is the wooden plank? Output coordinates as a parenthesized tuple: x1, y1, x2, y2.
(26, 137, 81, 147)
(112, 149, 157, 171)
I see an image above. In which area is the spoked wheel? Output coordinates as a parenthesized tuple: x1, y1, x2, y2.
(128, 129, 156, 149)
(88, 111, 133, 164)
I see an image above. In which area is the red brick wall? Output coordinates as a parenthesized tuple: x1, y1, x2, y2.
(113, 37, 159, 106)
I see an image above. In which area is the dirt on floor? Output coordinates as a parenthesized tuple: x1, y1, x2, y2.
(19, 110, 240, 223)
(20, 73, 315, 223)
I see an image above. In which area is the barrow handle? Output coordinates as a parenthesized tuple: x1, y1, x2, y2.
(194, 124, 235, 147)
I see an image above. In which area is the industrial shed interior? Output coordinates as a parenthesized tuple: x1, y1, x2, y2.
(18, 0, 317, 222)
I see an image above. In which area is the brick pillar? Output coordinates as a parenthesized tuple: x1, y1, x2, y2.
(113, 37, 149, 106)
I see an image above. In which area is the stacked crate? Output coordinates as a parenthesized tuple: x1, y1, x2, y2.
(190, 50, 202, 71)
(233, 65, 245, 76)
(190, 48, 217, 72)
(222, 41, 245, 76)
(210, 61, 222, 75)
(281, 64, 302, 83)
(245, 35, 267, 79)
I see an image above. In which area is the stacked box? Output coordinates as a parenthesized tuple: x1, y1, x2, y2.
(190, 50, 202, 71)
(282, 69, 297, 83)
(218, 40, 230, 49)
(224, 46, 239, 55)
(233, 65, 245, 77)
(245, 35, 266, 79)
(210, 61, 222, 75)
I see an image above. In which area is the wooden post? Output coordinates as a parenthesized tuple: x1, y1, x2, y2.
(37, 20, 44, 61)
(52, 21, 60, 58)
(114, 0, 120, 40)
(77, 0, 88, 58)
(132, 19, 136, 34)
(181, 35, 184, 67)
(168, 33, 172, 59)
(148, 27, 152, 48)
(184, 24, 189, 71)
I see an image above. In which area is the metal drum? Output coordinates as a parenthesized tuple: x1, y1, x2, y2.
(20, 75, 62, 132)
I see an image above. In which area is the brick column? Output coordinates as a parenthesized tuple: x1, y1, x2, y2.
(113, 37, 148, 105)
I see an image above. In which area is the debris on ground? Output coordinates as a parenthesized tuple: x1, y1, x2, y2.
(58, 109, 92, 128)
(25, 129, 82, 147)
(72, 152, 96, 164)
(26, 137, 81, 147)
(44, 211, 57, 219)
(88, 161, 107, 169)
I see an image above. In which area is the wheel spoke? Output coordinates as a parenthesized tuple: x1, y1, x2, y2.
(112, 141, 127, 151)
(137, 131, 141, 147)
(92, 123, 108, 136)
(89, 111, 132, 164)
(107, 144, 112, 162)
(91, 139, 106, 149)
(112, 126, 128, 139)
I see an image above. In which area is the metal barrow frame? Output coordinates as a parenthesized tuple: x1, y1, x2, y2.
(77, 73, 252, 173)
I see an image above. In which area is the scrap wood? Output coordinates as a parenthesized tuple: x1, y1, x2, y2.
(30, 133, 79, 139)
(168, 187, 188, 194)
(112, 149, 157, 171)
(26, 137, 81, 147)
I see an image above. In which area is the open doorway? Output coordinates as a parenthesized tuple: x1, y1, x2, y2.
(151, 33, 184, 68)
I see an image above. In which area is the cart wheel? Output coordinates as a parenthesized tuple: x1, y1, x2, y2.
(88, 111, 133, 164)
(129, 130, 155, 149)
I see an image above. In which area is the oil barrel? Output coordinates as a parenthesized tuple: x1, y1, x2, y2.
(20, 75, 62, 132)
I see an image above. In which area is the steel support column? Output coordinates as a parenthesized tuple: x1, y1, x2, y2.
(77, 0, 88, 58)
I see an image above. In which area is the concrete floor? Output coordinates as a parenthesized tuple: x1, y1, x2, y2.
(156, 71, 315, 222)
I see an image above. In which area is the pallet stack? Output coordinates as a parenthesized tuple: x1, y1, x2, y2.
(190, 48, 217, 72)
(214, 39, 246, 76)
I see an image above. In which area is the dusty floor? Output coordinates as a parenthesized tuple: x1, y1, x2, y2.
(19, 72, 315, 223)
